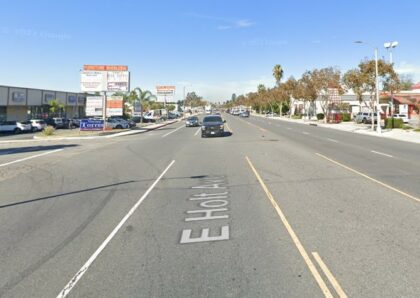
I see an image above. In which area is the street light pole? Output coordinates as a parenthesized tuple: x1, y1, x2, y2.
(374, 48, 381, 133)
(384, 41, 398, 127)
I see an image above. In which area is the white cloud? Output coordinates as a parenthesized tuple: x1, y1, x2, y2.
(395, 61, 420, 82)
(217, 25, 231, 30)
(235, 19, 254, 28)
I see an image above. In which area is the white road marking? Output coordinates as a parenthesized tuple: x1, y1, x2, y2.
(316, 153, 420, 203)
(0, 149, 63, 168)
(194, 127, 201, 136)
(57, 160, 176, 298)
(327, 138, 339, 143)
(302, 131, 309, 135)
(371, 150, 393, 158)
(161, 125, 184, 138)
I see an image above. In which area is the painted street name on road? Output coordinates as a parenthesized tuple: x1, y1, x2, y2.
(180, 176, 230, 244)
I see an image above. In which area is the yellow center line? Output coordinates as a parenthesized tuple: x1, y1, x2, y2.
(245, 156, 333, 298)
(312, 252, 348, 298)
(315, 153, 420, 203)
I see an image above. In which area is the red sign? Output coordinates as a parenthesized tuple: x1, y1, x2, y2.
(83, 65, 128, 71)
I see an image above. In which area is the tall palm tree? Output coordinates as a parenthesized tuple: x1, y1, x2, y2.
(133, 88, 156, 123)
(272, 64, 284, 87)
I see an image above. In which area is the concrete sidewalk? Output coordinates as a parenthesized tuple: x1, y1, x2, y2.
(253, 113, 420, 144)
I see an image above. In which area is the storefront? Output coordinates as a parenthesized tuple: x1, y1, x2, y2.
(0, 85, 86, 121)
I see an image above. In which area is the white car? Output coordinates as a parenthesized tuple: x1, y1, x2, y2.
(30, 119, 47, 131)
(392, 114, 409, 123)
(17, 121, 33, 132)
(106, 118, 129, 129)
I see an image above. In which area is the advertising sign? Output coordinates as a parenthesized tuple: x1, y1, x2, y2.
(12, 92, 26, 103)
(81, 71, 107, 92)
(80, 119, 104, 131)
(156, 85, 175, 103)
(107, 71, 129, 92)
(106, 96, 123, 116)
(85, 96, 104, 116)
(83, 65, 128, 71)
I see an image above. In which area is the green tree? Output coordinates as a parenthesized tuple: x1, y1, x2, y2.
(167, 104, 176, 111)
(272, 64, 284, 87)
(48, 99, 64, 116)
(343, 69, 366, 112)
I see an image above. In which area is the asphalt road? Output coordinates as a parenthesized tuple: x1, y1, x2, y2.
(0, 114, 419, 297)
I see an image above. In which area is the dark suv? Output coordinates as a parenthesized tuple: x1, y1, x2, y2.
(201, 115, 225, 137)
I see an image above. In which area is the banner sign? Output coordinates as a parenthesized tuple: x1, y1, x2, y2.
(81, 65, 129, 92)
(106, 96, 123, 116)
(80, 119, 104, 131)
(107, 71, 129, 92)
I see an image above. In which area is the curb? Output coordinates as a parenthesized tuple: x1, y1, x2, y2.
(0, 119, 181, 144)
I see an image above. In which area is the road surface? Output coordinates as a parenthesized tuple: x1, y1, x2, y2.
(0, 114, 419, 297)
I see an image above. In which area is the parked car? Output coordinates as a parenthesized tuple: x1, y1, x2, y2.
(186, 116, 199, 127)
(126, 118, 136, 128)
(201, 115, 225, 137)
(354, 112, 370, 124)
(17, 121, 33, 132)
(30, 119, 47, 131)
(392, 114, 409, 123)
(45, 117, 65, 128)
(265, 112, 278, 117)
(0, 121, 20, 134)
(106, 118, 130, 129)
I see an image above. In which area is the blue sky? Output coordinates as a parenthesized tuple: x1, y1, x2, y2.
(1, 0, 419, 102)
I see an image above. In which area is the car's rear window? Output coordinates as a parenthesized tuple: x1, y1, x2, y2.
(203, 116, 222, 123)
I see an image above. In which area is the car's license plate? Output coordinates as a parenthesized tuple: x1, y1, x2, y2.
(211, 131, 215, 134)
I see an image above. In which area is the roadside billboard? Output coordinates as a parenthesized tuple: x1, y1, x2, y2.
(107, 71, 129, 92)
(156, 85, 175, 103)
(80, 119, 104, 131)
(80, 65, 130, 92)
(80, 71, 107, 92)
(85, 96, 103, 116)
(106, 96, 123, 116)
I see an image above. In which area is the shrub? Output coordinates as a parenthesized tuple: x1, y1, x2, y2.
(402, 125, 413, 130)
(342, 113, 351, 122)
(385, 118, 404, 129)
(292, 114, 302, 119)
(316, 113, 324, 120)
(414, 128, 420, 132)
(42, 126, 55, 136)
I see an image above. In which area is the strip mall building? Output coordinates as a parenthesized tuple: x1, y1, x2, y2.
(0, 85, 86, 121)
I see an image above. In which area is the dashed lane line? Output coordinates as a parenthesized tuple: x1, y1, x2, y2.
(57, 160, 176, 298)
(161, 125, 184, 138)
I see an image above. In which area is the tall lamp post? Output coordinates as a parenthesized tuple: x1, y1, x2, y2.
(384, 41, 398, 125)
(354, 41, 382, 134)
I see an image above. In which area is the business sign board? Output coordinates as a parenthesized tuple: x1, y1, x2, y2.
(107, 71, 129, 92)
(106, 96, 123, 116)
(44, 93, 55, 104)
(85, 96, 103, 116)
(12, 92, 26, 103)
(81, 65, 129, 92)
(80, 71, 107, 92)
(80, 119, 104, 131)
(156, 85, 175, 103)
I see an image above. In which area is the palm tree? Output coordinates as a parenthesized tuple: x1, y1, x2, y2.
(272, 64, 284, 87)
(133, 88, 156, 123)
